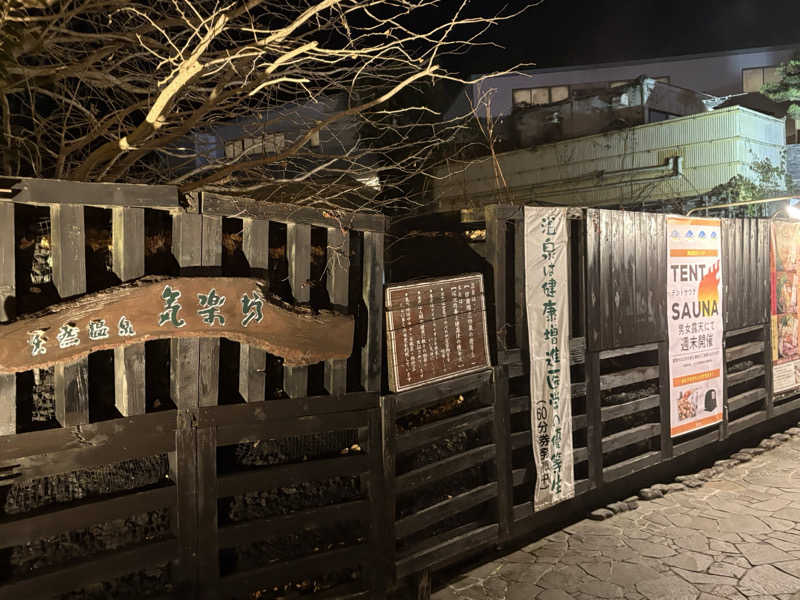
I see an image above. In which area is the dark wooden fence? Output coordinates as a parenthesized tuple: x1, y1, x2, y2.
(1, 180, 798, 599)
(0, 178, 386, 599)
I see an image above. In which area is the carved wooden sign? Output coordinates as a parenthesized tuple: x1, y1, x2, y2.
(0, 277, 353, 374)
(385, 273, 491, 393)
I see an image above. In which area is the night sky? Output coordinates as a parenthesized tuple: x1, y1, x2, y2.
(444, 0, 800, 75)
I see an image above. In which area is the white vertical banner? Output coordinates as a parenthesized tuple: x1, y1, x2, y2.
(524, 206, 574, 510)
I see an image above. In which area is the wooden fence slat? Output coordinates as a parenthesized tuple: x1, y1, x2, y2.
(325, 226, 350, 394)
(395, 444, 496, 494)
(51, 204, 89, 427)
(658, 339, 673, 458)
(621, 210, 636, 347)
(600, 209, 613, 349)
(382, 395, 397, 584)
(170, 213, 202, 411)
(112, 207, 146, 417)
(0, 202, 14, 435)
(198, 215, 222, 408)
(50, 204, 86, 299)
(0, 374, 14, 437)
(514, 218, 527, 358)
(362, 231, 384, 393)
(239, 218, 269, 403)
(285, 222, 311, 398)
(635, 211, 647, 335)
(585, 210, 601, 350)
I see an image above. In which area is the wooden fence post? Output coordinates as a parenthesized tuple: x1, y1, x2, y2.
(381, 394, 397, 588)
(658, 340, 674, 458)
(586, 350, 603, 489)
(485, 206, 507, 365)
(0, 201, 15, 435)
(362, 231, 384, 393)
(51, 204, 89, 426)
(369, 403, 389, 598)
(239, 218, 268, 403)
(764, 323, 774, 419)
(491, 365, 513, 543)
(112, 206, 146, 417)
(285, 222, 311, 398)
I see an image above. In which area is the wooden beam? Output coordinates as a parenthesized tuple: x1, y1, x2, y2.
(3, 176, 179, 210)
(0, 202, 15, 435)
(325, 226, 350, 394)
(112, 207, 146, 417)
(201, 192, 386, 233)
(54, 360, 89, 426)
(284, 222, 311, 398)
(239, 218, 268, 403)
(362, 231, 384, 393)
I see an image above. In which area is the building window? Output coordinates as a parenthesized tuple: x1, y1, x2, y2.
(512, 85, 570, 107)
(742, 66, 780, 93)
(224, 133, 285, 159)
(610, 76, 670, 88)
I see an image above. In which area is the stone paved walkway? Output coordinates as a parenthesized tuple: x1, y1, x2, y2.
(433, 434, 800, 600)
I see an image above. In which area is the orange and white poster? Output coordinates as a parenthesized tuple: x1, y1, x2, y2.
(771, 220, 800, 393)
(667, 216, 724, 437)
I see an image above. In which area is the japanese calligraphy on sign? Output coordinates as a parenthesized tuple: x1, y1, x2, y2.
(666, 216, 724, 437)
(0, 277, 354, 373)
(384, 274, 491, 393)
(524, 207, 575, 510)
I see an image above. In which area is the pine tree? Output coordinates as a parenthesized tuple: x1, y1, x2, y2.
(762, 52, 800, 119)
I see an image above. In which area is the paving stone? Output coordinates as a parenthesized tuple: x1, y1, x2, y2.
(671, 568, 737, 586)
(639, 488, 664, 500)
(773, 559, 800, 579)
(590, 508, 615, 521)
(538, 591, 576, 600)
(775, 507, 800, 523)
(625, 539, 676, 558)
(507, 581, 544, 600)
(577, 581, 623, 598)
(636, 574, 699, 600)
(708, 561, 746, 578)
(664, 551, 714, 572)
(709, 539, 738, 552)
(740, 564, 800, 595)
(737, 542, 797, 565)
(608, 563, 660, 588)
(732, 452, 754, 462)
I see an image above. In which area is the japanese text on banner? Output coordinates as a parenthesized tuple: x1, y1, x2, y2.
(524, 206, 575, 510)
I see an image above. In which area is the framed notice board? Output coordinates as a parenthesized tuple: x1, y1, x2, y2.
(385, 273, 491, 393)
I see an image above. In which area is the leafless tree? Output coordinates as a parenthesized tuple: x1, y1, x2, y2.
(0, 0, 526, 211)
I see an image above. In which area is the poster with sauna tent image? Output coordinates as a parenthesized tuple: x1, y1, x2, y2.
(772, 220, 800, 393)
